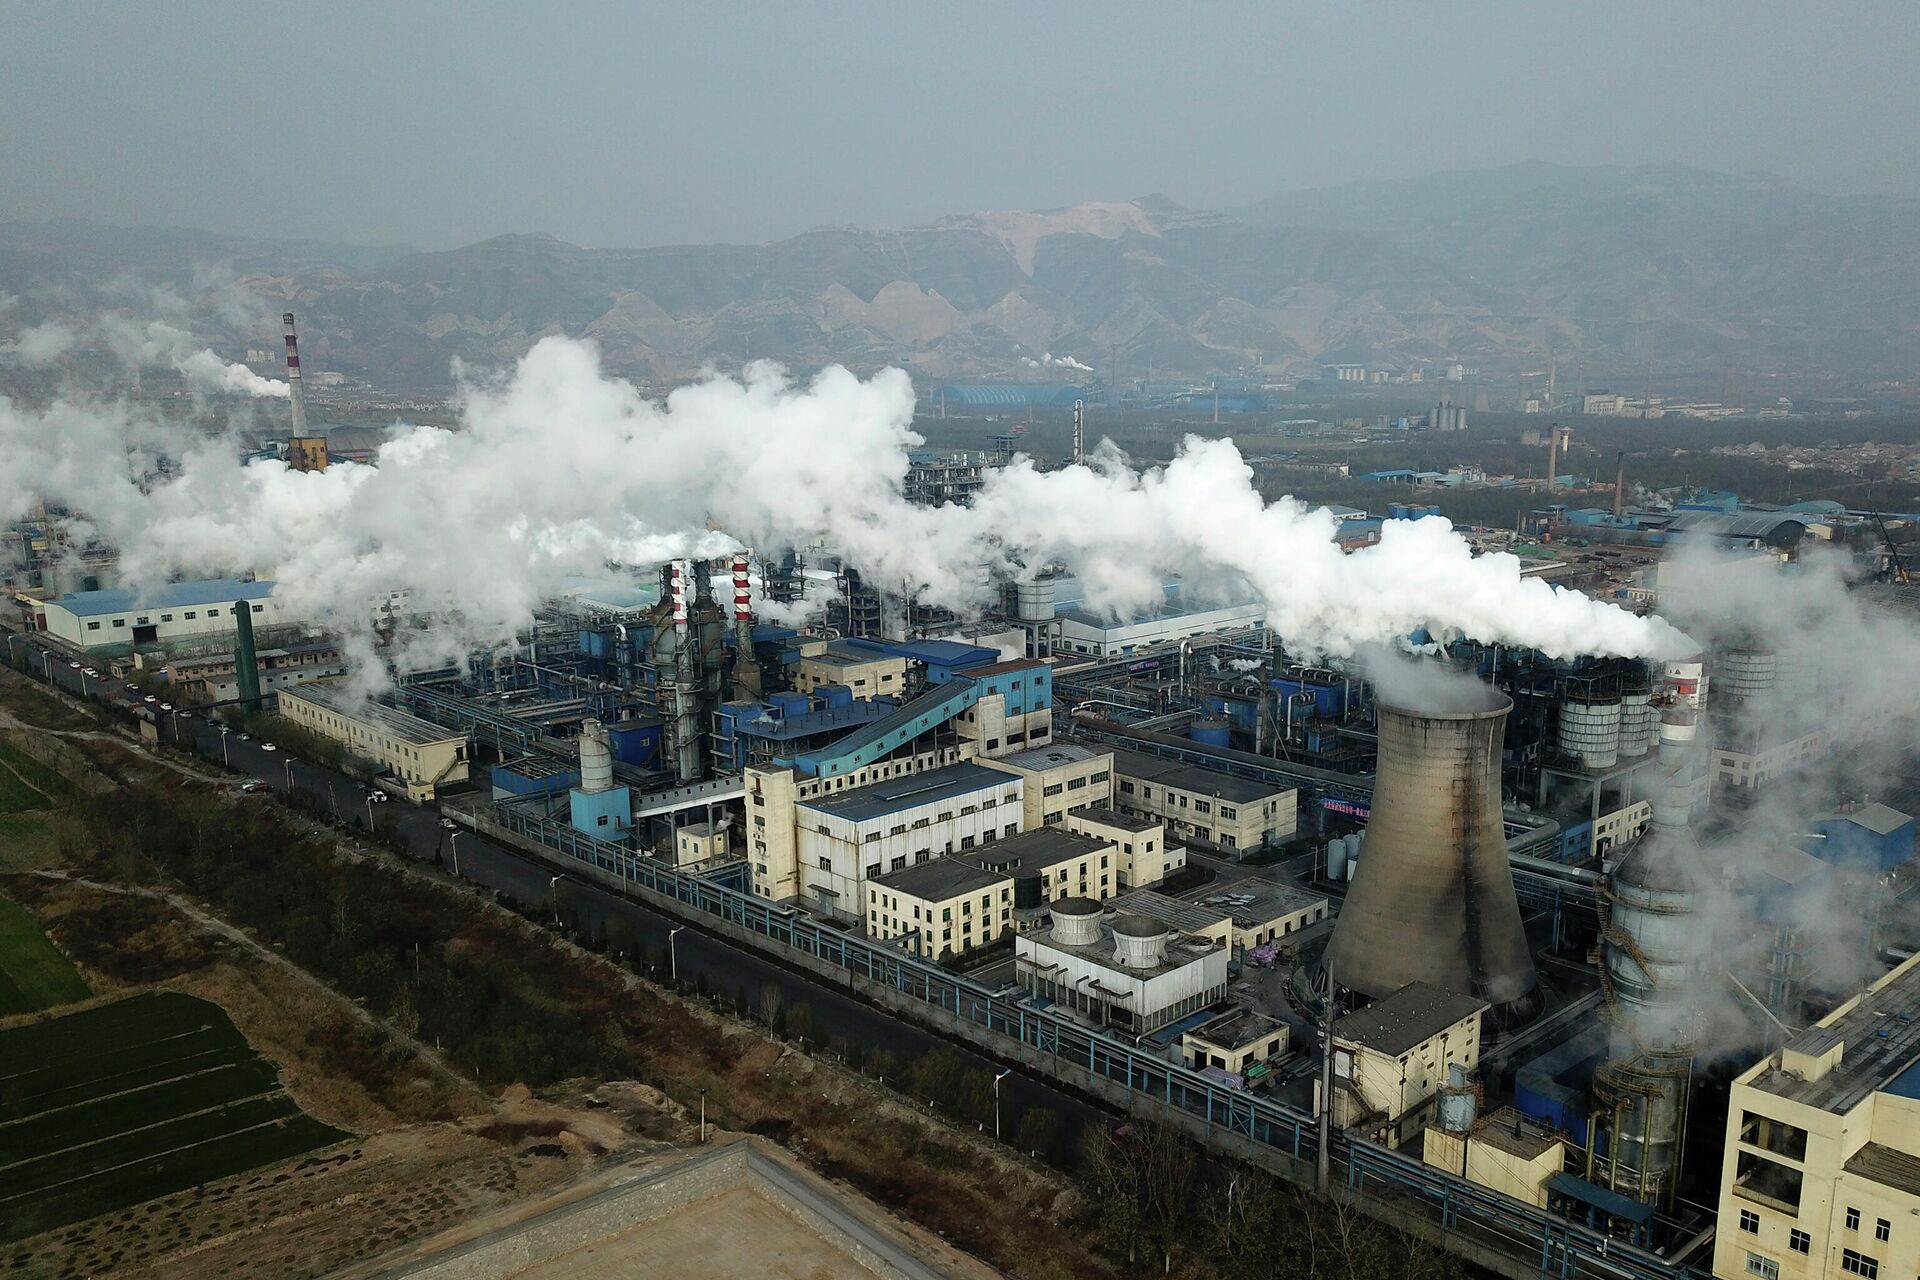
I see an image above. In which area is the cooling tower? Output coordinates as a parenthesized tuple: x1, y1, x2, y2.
(1325, 689, 1537, 1008)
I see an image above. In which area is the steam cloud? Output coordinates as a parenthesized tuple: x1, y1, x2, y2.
(2, 336, 1687, 675)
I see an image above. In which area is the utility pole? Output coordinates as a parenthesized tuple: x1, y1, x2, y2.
(1317, 967, 1337, 1197)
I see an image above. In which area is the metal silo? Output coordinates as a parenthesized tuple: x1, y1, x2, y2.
(1715, 646, 1776, 709)
(1324, 688, 1538, 1009)
(1558, 674, 1623, 770)
(1325, 838, 1348, 882)
(1617, 665, 1654, 758)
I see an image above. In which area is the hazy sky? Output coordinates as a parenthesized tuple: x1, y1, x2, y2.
(3, 1, 1915, 251)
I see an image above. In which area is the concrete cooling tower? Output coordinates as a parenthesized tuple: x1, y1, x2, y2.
(1325, 688, 1538, 1010)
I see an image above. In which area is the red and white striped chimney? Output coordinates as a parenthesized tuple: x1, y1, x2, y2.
(731, 552, 752, 624)
(281, 313, 310, 436)
(668, 559, 690, 631)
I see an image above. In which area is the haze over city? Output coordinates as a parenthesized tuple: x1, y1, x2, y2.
(4, 7, 1920, 1280)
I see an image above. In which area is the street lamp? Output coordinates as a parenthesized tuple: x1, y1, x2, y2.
(993, 1068, 1011, 1139)
(549, 874, 564, 926)
(668, 925, 686, 982)
(218, 726, 231, 767)
(448, 830, 462, 878)
(699, 1088, 708, 1144)
(282, 757, 293, 791)
(327, 783, 339, 822)
(365, 794, 375, 830)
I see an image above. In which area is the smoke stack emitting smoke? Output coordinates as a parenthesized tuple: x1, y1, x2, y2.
(0, 336, 1691, 675)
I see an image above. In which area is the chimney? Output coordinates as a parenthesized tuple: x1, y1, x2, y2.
(1324, 688, 1538, 1009)
(1613, 451, 1627, 521)
(282, 312, 309, 436)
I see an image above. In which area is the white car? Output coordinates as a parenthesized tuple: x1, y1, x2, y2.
(237, 733, 251, 742)
(142, 695, 158, 704)
(368, 790, 389, 804)
(260, 743, 278, 753)
(67, 660, 80, 669)
(158, 702, 173, 712)
(83, 668, 99, 678)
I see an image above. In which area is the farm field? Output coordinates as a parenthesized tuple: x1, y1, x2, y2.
(0, 990, 348, 1242)
(0, 896, 88, 1015)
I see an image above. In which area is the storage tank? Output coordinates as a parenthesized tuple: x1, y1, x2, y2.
(1324, 687, 1538, 1009)
(1617, 667, 1654, 759)
(1325, 839, 1349, 881)
(1715, 646, 1776, 707)
(1111, 916, 1170, 969)
(1558, 694, 1622, 769)
(1435, 1063, 1479, 1133)
(1050, 897, 1103, 947)
(1189, 717, 1232, 748)
(578, 719, 614, 793)
(1015, 578, 1057, 623)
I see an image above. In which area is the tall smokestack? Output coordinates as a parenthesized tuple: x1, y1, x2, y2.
(1072, 399, 1084, 466)
(1324, 688, 1538, 1010)
(282, 313, 309, 437)
(1612, 450, 1626, 521)
(730, 550, 761, 698)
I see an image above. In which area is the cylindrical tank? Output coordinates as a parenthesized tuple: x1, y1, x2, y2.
(1559, 696, 1622, 769)
(1617, 690, 1654, 758)
(1325, 839, 1349, 881)
(578, 719, 614, 793)
(1436, 1063, 1479, 1133)
(1189, 717, 1232, 748)
(1715, 647, 1774, 707)
(1050, 897, 1103, 947)
(818, 682, 854, 709)
(1324, 688, 1538, 1008)
(1111, 916, 1170, 969)
(1015, 579, 1056, 623)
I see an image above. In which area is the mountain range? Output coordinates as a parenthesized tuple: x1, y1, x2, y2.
(2, 162, 1913, 390)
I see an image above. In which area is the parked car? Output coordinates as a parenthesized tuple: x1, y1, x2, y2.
(158, 702, 173, 711)
(438, 817, 458, 830)
(368, 790, 390, 803)
(67, 660, 80, 669)
(142, 695, 157, 704)
(237, 733, 251, 742)
(83, 668, 99, 678)
(260, 742, 278, 752)
(240, 779, 270, 794)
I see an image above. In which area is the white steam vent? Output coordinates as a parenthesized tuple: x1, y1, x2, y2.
(578, 719, 614, 793)
(1049, 896, 1103, 947)
(1110, 915, 1170, 969)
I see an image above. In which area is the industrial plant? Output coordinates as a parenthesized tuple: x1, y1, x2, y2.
(8, 314, 1920, 1280)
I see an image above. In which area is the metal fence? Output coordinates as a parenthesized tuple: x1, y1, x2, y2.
(488, 803, 1703, 1280)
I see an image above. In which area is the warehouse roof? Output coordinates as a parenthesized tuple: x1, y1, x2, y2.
(1844, 1143, 1920, 1195)
(1662, 510, 1808, 544)
(800, 761, 1013, 823)
(1110, 748, 1282, 804)
(1071, 805, 1159, 833)
(1824, 802, 1913, 837)
(986, 742, 1103, 772)
(1335, 982, 1487, 1058)
(930, 384, 1085, 409)
(47, 577, 275, 618)
(1113, 889, 1229, 936)
(282, 681, 468, 747)
(873, 856, 1007, 901)
(966, 828, 1108, 876)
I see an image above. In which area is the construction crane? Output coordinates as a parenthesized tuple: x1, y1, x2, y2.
(1874, 512, 1910, 585)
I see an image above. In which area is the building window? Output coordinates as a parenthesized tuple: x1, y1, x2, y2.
(1743, 1255, 1777, 1280)
(1846, 1208, 1862, 1232)
(1739, 1210, 1759, 1234)
(1838, 1249, 1877, 1278)
(160, 613, 173, 622)
(184, 611, 197, 619)
(817, 857, 832, 870)
(86, 621, 100, 631)
(1874, 1218, 1889, 1242)
(1788, 1230, 1809, 1254)
(1043, 784, 1063, 797)
(865, 863, 879, 878)
(113, 619, 125, 627)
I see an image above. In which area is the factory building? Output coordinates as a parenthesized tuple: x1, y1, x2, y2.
(1065, 807, 1178, 889)
(1015, 899, 1229, 1035)
(37, 578, 287, 652)
(791, 641, 910, 699)
(945, 658, 1055, 754)
(1051, 601, 1265, 657)
(1422, 1105, 1569, 1209)
(979, 742, 1113, 828)
(1181, 1009, 1289, 1080)
(963, 827, 1120, 926)
(279, 681, 472, 801)
(155, 640, 348, 705)
(672, 821, 729, 868)
(866, 858, 1013, 959)
(766, 761, 1023, 920)
(1710, 952, 1920, 1280)
(1110, 749, 1297, 855)
(1322, 982, 1490, 1150)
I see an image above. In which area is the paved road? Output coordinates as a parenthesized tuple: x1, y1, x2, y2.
(4, 634, 1104, 1153)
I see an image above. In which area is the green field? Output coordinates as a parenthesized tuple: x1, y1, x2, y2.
(0, 759, 48, 815)
(0, 896, 88, 1015)
(0, 990, 348, 1241)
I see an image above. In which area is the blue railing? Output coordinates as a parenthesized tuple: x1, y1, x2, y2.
(485, 804, 1701, 1280)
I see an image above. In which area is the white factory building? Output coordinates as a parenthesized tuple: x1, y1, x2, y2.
(36, 578, 289, 652)
(1015, 897, 1229, 1034)
(1051, 601, 1265, 657)
(790, 761, 1025, 921)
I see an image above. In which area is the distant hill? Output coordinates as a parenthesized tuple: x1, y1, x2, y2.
(3, 163, 1913, 389)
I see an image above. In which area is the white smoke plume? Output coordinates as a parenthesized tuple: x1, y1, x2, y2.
(1, 337, 1687, 681)
(96, 317, 288, 398)
(10, 322, 78, 366)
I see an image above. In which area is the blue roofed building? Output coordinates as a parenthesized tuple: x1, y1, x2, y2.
(37, 578, 291, 652)
(1806, 802, 1917, 875)
(929, 384, 1086, 410)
